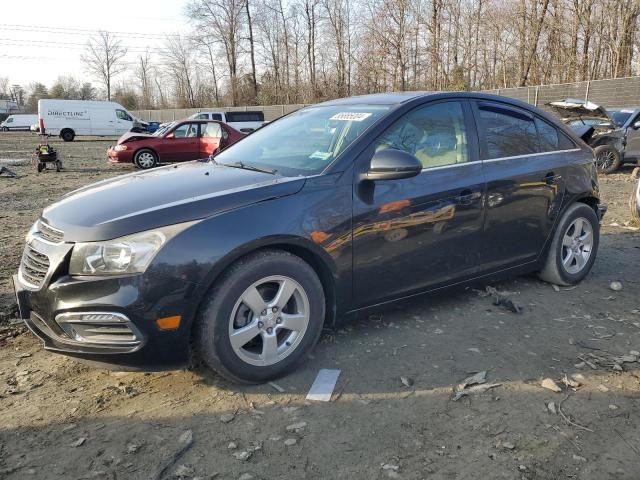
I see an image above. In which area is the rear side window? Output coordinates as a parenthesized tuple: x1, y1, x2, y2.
(211, 113, 223, 121)
(203, 122, 222, 138)
(477, 104, 538, 158)
(226, 112, 264, 122)
(535, 117, 574, 151)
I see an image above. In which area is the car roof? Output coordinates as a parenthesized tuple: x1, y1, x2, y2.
(315, 91, 540, 109)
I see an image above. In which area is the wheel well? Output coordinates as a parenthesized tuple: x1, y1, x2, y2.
(133, 147, 158, 162)
(576, 196, 599, 214)
(194, 244, 337, 333)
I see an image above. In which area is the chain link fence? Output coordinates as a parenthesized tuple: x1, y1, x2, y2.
(131, 76, 640, 123)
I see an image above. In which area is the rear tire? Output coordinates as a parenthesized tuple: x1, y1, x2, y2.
(594, 145, 621, 174)
(133, 149, 158, 169)
(195, 250, 325, 383)
(538, 203, 599, 286)
(60, 129, 75, 142)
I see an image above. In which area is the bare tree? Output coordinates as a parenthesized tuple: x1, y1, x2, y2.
(81, 31, 128, 101)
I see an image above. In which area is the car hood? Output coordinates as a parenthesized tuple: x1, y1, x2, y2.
(117, 131, 154, 144)
(42, 161, 306, 242)
(547, 98, 614, 125)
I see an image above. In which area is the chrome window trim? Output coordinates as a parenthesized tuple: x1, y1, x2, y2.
(417, 148, 583, 173)
(482, 148, 582, 163)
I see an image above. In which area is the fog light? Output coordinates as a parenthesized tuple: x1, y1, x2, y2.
(55, 312, 141, 346)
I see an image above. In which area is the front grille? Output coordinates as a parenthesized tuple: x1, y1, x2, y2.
(38, 221, 64, 243)
(20, 244, 50, 288)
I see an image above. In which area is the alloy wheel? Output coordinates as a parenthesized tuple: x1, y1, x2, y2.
(228, 275, 310, 367)
(561, 217, 593, 274)
(596, 150, 615, 170)
(137, 152, 156, 168)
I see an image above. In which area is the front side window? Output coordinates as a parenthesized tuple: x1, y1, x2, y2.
(195, 113, 209, 120)
(374, 101, 469, 169)
(478, 104, 538, 159)
(214, 105, 389, 176)
(116, 109, 132, 121)
(171, 123, 199, 138)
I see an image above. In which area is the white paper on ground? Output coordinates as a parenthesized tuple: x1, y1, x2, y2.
(306, 369, 341, 402)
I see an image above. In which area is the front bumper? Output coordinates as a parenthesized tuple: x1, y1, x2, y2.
(13, 269, 198, 370)
(107, 147, 133, 164)
(597, 202, 608, 221)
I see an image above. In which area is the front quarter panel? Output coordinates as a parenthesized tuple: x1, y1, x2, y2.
(149, 171, 354, 331)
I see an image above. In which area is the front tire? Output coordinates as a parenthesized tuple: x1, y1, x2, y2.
(594, 145, 621, 174)
(60, 129, 75, 142)
(133, 149, 158, 169)
(538, 203, 599, 286)
(195, 250, 325, 383)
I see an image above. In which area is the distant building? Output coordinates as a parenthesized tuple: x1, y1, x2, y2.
(0, 100, 19, 114)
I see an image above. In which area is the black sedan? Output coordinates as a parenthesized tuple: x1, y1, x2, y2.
(13, 92, 606, 383)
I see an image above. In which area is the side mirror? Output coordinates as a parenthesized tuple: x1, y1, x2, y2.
(166, 133, 175, 139)
(633, 121, 640, 130)
(362, 148, 422, 181)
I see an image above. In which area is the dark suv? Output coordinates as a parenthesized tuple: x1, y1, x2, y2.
(548, 98, 640, 173)
(13, 92, 606, 383)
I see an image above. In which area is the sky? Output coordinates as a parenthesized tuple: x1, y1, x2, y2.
(0, 0, 190, 89)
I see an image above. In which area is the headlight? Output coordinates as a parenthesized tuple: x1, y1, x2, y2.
(69, 222, 194, 276)
(114, 144, 128, 151)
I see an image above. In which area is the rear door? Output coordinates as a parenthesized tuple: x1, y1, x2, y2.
(472, 100, 571, 269)
(200, 122, 223, 156)
(158, 122, 201, 161)
(352, 100, 485, 307)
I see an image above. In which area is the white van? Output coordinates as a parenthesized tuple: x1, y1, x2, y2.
(1, 114, 38, 132)
(189, 111, 265, 132)
(38, 100, 138, 141)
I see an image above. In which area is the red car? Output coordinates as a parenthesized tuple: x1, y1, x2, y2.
(107, 120, 245, 169)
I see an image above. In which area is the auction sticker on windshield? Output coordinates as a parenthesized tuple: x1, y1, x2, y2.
(329, 112, 372, 122)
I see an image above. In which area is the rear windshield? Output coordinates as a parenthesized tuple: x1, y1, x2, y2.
(226, 112, 265, 122)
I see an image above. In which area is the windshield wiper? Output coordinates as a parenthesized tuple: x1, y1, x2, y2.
(225, 161, 277, 175)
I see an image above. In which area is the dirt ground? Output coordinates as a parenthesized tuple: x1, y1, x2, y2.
(0, 131, 639, 480)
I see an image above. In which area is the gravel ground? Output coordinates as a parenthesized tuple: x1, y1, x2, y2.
(1, 131, 639, 480)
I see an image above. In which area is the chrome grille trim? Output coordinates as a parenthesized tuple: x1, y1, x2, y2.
(19, 244, 50, 289)
(38, 221, 64, 243)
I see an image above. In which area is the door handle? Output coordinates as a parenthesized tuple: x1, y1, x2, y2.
(456, 189, 480, 205)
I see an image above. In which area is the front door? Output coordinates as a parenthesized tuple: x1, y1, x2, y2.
(352, 100, 485, 308)
(472, 101, 568, 269)
(115, 109, 134, 134)
(159, 122, 202, 161)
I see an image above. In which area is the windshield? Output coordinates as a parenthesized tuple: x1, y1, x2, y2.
(214, 105, 390, 176)
(608, 110, 632, 127)
(154, 122, 174, 137)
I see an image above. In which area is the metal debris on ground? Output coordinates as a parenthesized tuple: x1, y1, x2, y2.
(459, 370, 487, 390)
(306, 369, 341, 402)
(152, 429, 194, 480)
(577, 349, 638, 372)
(541, 378, 562, 393)
(0, 166, 17, 177)
(400, 376, 414, 388)
(452, 382, 502, 401)
(485, 286, 523, 313)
